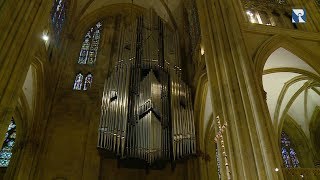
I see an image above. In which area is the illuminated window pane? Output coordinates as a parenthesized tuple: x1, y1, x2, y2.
(83, 74, 93, 91)
(0, 118, 16, 167)
(51, 0, 66, 42)
(281, 131, 300, 168)
(88, 22, 102, 65)
(78, 31, 92, 64)
(73, 73, 83, 90)
(78, 22, 102, 65)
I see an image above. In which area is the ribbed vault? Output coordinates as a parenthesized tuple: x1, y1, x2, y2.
(262, 47, 320, 138)
(74, 0, 180, 27)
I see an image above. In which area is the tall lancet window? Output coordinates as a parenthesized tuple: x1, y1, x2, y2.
(0, 118, 16, 167)
(51, 0, 66, 41)
(281, 131, 300, 168)
(78, 31, 91, 64)
(73, 73, 83, 90)
(78, 22, 102, 65)
(83, 74, 93, 91)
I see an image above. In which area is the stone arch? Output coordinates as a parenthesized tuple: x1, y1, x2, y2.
(3, 57, 46, 179)
(309, 106, 320, 159)
(72, 3, 177, 42)
(254, 34, 320, 85)
(194, 72, 209, 149)
(0, 91, 31, 179)
(254, 34, 320, 137)
(194, 72, 224, 180)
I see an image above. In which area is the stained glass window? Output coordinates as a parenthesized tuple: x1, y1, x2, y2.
(281, 131, 300, 168)
(78, 31, 92, 64)
(78, 22, 102, 65)
(0, 118, 16, 167)
(73, 73, 83, 90)
(51, 0, 66, 42)
(83, 74, 93, 91)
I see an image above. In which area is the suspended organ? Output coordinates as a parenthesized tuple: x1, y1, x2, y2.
(97, 12, 196, 166)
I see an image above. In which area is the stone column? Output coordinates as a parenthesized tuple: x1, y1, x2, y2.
(0, 0, 49, 147)
(196, 0, 284, 179)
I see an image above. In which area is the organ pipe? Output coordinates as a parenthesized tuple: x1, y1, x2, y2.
(97, 10, 196, 167)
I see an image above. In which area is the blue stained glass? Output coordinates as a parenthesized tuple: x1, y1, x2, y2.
(51, 0, 66, 42)
(0, 118, 16, 167)
(0, 152, 12, 159)
(281, 132, 299, 168)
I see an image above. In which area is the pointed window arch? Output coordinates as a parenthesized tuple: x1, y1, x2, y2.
(78, 22, 103, 65)
(281, 131, 300, 168)
(83, 74, 93, 91)
(0, 118, 16, 167)
(73, 73, 83, 90)
(51, 0, 66, 41)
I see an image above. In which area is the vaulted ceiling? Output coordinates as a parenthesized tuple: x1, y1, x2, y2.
(263, 47, 320, 137)
(74, 0, 182, 26)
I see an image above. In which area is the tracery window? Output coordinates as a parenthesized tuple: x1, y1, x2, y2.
(78, 22, 103, 65)
(83, 74, 93, 91)
(0, 118, 16, 167)
(73, 73, 83, 90)
(73, 73, 93, 91)
(281, 131, 300, 168)
(51, 0, 66, 41)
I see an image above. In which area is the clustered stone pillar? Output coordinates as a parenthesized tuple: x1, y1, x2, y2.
(196, 0, 284, 179)
(0, 0, 51, 179)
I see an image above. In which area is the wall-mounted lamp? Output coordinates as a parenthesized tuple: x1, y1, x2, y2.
(42, 30, 50, 50)
(274, 168, 279, 172)
(42, 34, 49, 41)
(201, 47, 205, 56)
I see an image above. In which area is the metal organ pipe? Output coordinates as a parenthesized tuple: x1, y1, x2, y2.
(97, 11, 196, 168)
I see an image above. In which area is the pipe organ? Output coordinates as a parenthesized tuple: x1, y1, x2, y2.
(97, 11, 196, 167)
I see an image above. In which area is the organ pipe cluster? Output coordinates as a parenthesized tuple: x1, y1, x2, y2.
(97, 11, 196, 166)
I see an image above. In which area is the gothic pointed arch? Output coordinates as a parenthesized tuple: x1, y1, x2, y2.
(71, 3, 177, 41)
(254, 34, 320, 82)
(3, 56, 46, 179)
(255, 35, 320, 140)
